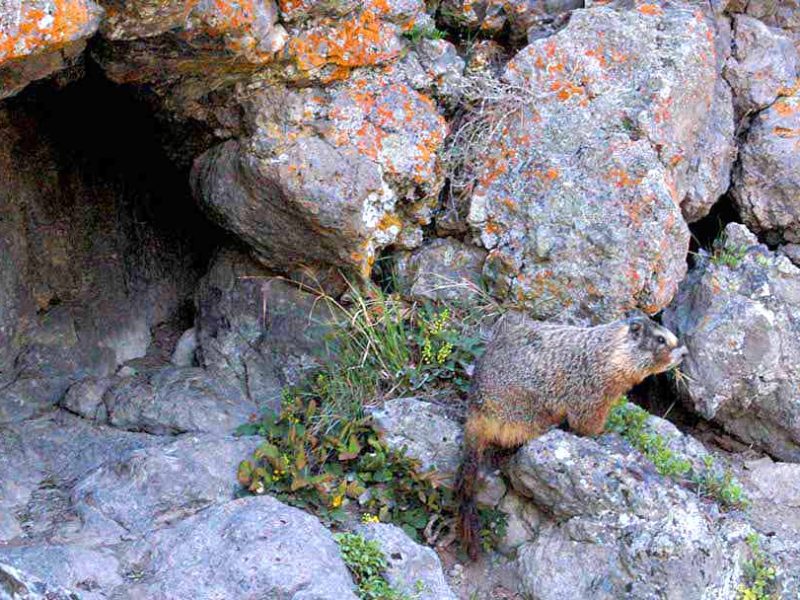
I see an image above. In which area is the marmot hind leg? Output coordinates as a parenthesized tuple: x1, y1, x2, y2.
(567, 399, 615, 436)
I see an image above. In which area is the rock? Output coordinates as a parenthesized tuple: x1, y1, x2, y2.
(0, 546, 122, 600)
(191, 77, 447, 277)
(496, 490, 542, 555)
(118, 496, 358, 599)
(663, 223, 800, 461)
(395, 238, 487, 302)
(195, 247, 337, 411)
(395, 38, 466, 108)
(724, 15, 798, 118)
(438, 0, 507, 35)
(370, 398, 463, 480)
(732, 90, 800, 244)
(61, 377, 112, 423)
(101, 366, 255, 435)
(0, 411, 163, 543)
(170, 327, 197, 367)
(0, 0, 103, 99)
(461, 4, 722, 321)
(71, 435, 260, 540)
(355, 523, 458, 600)
(780, 243, 800, 267)
(505, 430, 744, 599)
(741, 0, 800, 39)
(0, 562, 82, 600)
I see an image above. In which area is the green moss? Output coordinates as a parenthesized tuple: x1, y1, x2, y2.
(607, 399, 749, 510)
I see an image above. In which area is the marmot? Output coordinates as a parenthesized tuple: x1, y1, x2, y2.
(455, 311, 687, 560)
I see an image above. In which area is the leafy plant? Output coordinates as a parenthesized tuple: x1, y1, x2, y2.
(711, 231, 748, 268)
(403, 24, 447, 43)
(607, 399, 750, 510)
(737, 533, 779, 600)
(478, 507, 508, 554)
(335, 532, 411, 600)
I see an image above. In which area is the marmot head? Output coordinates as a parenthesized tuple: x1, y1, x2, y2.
(624, 313, 687, 376)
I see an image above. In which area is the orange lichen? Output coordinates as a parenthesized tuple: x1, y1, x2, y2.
(0, 0, 97, 63)
(607, 168, 642, 188)
(637, 4, 664, 16)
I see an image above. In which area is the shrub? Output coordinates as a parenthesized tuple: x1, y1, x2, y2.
(737, 533, 779, 600)
(335, 532, 411, 600)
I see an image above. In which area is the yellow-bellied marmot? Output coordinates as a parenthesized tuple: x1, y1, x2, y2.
(456, 311, 687, 559)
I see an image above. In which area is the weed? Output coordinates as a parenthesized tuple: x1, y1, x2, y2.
(403, 24, 446, 43)
(711, 232, 747, 268)
(607, 399, 750, 510)
(737, 533, 779, 600)
(335, 532, 411, 600)
(478, 507, 508, 554)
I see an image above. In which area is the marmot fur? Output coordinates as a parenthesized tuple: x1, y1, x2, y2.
(455, 311, 687, 560)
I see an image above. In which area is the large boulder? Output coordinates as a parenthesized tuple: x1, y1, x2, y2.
(71, 435, 260, 540)
(194, 247, 337, 411)
(0, 0, 103, 99)
(355, 523, 458, 600)
(732, 89, 800, 245)
(117, 496, 358, 599)
(460, 3, 725, 321)
(191, 77, 447, 278)
(723, 14, 798, 118)
(504, 430, 745, 599)
(664, 223, 800, 461)
(0, 562, 82, 600)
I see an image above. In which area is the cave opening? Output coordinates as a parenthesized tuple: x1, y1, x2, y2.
(0, 58, 227, 402)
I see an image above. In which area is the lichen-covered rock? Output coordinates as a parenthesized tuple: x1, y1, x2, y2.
(71, 435, 260, 540)
(462, 4, 723, 321)
(370, 397, 463, 480)
(740, 0, 800, 38)
(118, 496, 358, 599)
(192, 77, 446, 277)
(723, 15, 798, 117)
(395, 38, 466, 108)
(194, 247, 337, 411)
(663, 223, 800, 461)
(732, 90, 800, 244)
(355, 523, 458, 600)
(780, 243, 800, 267)
(0, 0, 103, 99)
(395, 238, 487, 302)
(505, 429, 745, 599)
(99, 366, 255, 435)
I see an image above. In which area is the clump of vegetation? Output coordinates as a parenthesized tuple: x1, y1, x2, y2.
(478, 507, 508, 554)
(334, 532, 414, 600)
(710, 231, 748, 268)
(403, 24, 447, 43)
(237, 283, 498, 545)
(737, 533, 779, 600)
(607, 399, 749, 510)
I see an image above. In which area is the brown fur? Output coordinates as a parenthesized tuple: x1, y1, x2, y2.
(455, 311, 686, 559)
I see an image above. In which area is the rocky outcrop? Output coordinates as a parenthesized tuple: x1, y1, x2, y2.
(0, 561, 86, 600)
(0, 0, 103, 99)
(504, 430, 745, 600)
(194, 247, 337, 411)
(664, 223, 800, 461)
(732, 89, 800, 245)
(395, 239, 487, 302)
(459, 3, 723, 321)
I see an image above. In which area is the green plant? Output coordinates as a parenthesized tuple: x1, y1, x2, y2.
(478, 507, 508, 554)
(237, 394, 456, 541)
(607, 399, 750, 510)
(403, 24, 447, 43)
(711, 231, 747, 268)
(737, 533, 779, 600)
(335, 532, 410, 600)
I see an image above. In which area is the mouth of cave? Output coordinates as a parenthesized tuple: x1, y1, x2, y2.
(1, 59, 225, 378)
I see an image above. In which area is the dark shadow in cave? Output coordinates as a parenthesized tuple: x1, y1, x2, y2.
(687, 194, 742, 261)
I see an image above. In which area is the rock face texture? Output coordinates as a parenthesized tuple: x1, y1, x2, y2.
(459, 4, 720, 321)
(664, 224, 800, 461)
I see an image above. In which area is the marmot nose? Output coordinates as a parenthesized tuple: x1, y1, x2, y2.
(677, 346, 689, 357)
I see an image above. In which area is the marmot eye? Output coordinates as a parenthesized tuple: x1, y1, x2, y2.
(657, 335, 666, 345)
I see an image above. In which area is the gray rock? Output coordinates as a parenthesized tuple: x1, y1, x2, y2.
(741, 0, 800, 40)
(102, 366, 255, 435)
(61, 378, 112, 423)
(780, 243, 800, 267)
(370, 398, 463, 481)
(461, 4, 723, 321)
(724, 15, 798, 117)
(355, 523, 458, 600)
(0, 562, 82, 600)
(395, 238, 487, 302)
(71, 435, 260, 540)
(195, 247, 337, 411)
(170, 328, 198, 367)
(191, 77, 446, 277)
(395, 38, 466, 107)
(664, 223, 800, 461)
(732, 91, 800, 244)
(118, 496, 358, 599)
(0, 0, 102, 100)
(505, 430, 745, 599)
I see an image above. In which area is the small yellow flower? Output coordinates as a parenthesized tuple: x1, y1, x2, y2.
(331, 495, 344, 508)
(361, 513, 380, 524)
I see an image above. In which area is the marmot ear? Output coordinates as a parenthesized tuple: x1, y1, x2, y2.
(629, 322, 642, 334)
